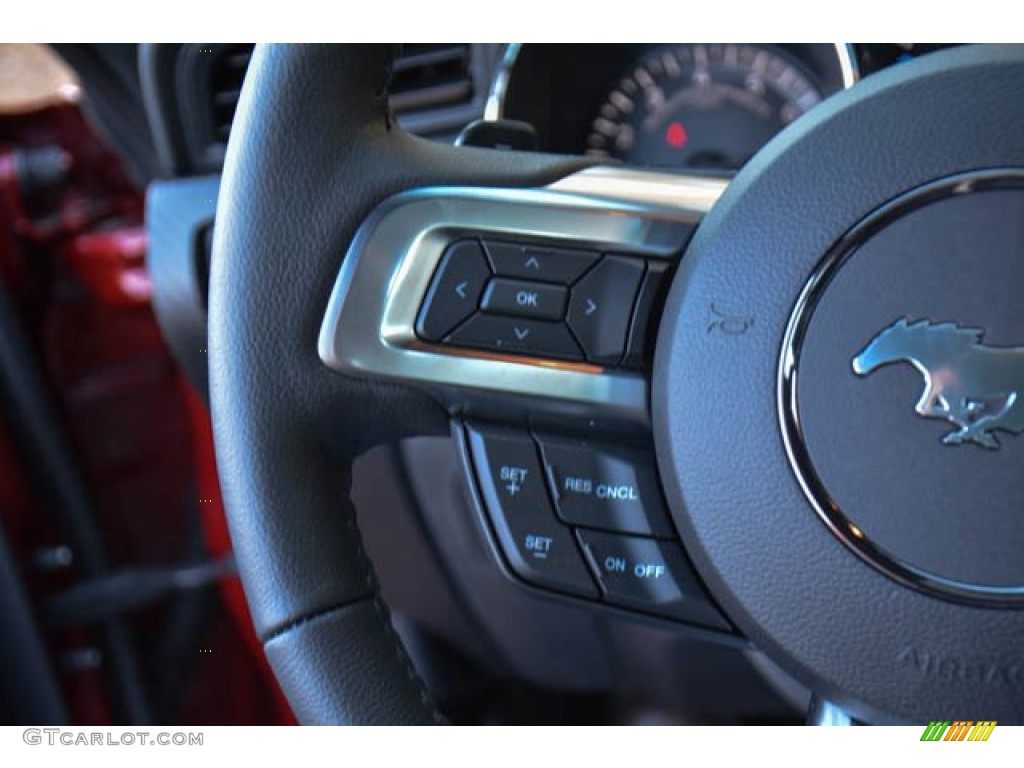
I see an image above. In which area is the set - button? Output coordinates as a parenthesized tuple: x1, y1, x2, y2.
(467, 425, 597, 598)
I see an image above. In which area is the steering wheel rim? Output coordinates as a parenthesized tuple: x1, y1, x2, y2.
(209, 44, 590, 724)
(213, 44, 1024, 724)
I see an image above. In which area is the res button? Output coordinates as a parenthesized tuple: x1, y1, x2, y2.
(538, 435, 673, 537)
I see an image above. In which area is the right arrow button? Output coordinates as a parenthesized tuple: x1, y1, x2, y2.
(567, 255, 645, 365)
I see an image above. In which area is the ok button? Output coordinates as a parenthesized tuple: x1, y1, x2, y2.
(516, 290, 539, 307)
(481, 278, 568, 321)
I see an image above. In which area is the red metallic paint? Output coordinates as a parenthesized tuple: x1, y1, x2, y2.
(0, 99, 291, 724)
(65, 225, 150, 307)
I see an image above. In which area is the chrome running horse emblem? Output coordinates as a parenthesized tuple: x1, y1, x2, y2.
(852, 318, 1024, 449)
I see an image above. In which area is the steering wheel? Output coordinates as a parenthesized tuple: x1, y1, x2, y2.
(210, 44, 1024, 724)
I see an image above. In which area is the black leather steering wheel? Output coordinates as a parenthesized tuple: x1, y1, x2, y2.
(211, 44, 1024, 724)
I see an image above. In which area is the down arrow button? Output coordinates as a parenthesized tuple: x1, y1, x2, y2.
(568, 256, 645, 365)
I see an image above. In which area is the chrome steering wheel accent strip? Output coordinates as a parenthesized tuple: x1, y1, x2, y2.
(807, 697, 855, 726)
(317, 167, 726, 424)
(837, 43, 861, 89)
(483, 43, 521, 122)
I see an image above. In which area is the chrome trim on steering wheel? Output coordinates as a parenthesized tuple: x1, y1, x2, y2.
(317, 167, 726, 423)
(807, 697, 855, 726)
(483, 43, 521, 122)
(836, 43, 860, 89)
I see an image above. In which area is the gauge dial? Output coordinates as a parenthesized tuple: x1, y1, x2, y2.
(586, 44, 823, 171)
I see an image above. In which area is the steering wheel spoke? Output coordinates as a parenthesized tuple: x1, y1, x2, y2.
(315, 163, 738, 653)
(318, 166, 724, 425)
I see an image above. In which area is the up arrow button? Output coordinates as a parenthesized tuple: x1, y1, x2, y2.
(483, 240, 598, 284)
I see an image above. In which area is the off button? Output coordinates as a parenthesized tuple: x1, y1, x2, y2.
(538, 435, 673, 537)
(578, 530, 731, 630)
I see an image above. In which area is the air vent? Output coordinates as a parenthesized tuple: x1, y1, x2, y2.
(390, 44, 474, 115)
(184, 44, 476, 170)
(207, 44, 254, 145)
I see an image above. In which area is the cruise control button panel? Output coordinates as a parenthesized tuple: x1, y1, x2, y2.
(467, 425, 597, 598)
(538, 435, 673, 537)
(413, 236, 675, 369)
(577, 530, 730, 630)
(464, 423, 729, 633)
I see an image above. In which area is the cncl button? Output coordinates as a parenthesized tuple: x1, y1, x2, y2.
(597, 485, 639, 500)
(538, 434, 673, 537)
(577, 530, 730, 630)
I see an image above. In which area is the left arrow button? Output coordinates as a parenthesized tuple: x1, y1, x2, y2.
(415, 240, 492, 341)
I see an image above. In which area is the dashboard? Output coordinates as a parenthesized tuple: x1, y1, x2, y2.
(486, 43, 952, 174)
(494, 44, 853, 173)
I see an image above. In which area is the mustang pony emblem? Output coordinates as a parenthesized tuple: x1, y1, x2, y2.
(851, 318, 1024, 449)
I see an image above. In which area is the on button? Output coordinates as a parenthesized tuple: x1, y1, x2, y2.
(578, 530, 730, 630)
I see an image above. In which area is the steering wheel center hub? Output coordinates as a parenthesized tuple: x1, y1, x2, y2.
(782, 170, 1024, 605)
(654, 45, 1024, 722)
